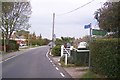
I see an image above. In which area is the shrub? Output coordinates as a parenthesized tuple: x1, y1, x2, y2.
(51, 45, 61, 56)
(90, 38, 120, 78)
(7, 40, 19, 52)
(0, 40, 19, 52)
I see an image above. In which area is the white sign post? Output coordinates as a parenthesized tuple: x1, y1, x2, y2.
(65, 53, 67, 65)
(61, 45, 64, 57)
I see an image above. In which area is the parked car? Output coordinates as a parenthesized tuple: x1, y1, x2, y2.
(19, 43, 26, 46)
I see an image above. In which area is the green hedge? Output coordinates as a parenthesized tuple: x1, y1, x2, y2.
(90, 38, 120, 78)
(0, 40, 19, 52)
(7, 40, 19, 52)
(51, 45, 61, 56)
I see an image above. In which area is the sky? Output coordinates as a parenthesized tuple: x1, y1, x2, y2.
(29, 0, 107, 39)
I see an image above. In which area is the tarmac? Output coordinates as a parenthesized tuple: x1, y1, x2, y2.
(0, 47, 88, 78)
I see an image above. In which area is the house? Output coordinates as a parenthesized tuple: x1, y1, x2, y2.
(10, 32, 27, 46)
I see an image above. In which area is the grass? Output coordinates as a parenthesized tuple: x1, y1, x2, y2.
(81, 70, 100, 78)
(60, 61, 75, 67)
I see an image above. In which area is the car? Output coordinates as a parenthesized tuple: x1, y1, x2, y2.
(19, 43, 26, 46)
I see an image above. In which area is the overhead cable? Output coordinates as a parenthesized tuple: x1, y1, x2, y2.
(57, 0, 95, 16)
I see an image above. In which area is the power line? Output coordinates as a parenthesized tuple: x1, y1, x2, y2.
(57, 0, 95, 16)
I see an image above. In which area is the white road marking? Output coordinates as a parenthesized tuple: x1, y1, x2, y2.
(56, 67, 59, 70)
(46, 50, 49, 58)
(58, 59, 60, 62)
(48, 58, 51, 60)
(58, 63, 61, 65)
(2, 53, 23, 63)
(0, 61, 3, 64)
(50, 60, 52, 62)
(60, 72, 65, 77)
(1, 49, 30, 63)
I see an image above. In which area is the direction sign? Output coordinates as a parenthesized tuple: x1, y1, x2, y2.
(92, 29, 107, 36)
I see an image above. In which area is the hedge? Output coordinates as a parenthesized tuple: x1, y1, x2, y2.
(7, 40, 19, 52)
(90, 38, 120, 78)
(51, 45, 61, 56)
(0, 40, 19, 52)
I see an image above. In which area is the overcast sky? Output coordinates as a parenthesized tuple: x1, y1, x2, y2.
(29, 0, 107, 39)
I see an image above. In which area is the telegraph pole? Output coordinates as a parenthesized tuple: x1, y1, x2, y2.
(52, 13, 55, 48)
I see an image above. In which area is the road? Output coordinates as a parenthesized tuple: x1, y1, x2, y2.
(2, 46, 71, 78)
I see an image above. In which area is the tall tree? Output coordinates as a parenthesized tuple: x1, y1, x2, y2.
(1, 2, 32, 45)
(94, 2, 119, 33)
(32, 32, 36, 40)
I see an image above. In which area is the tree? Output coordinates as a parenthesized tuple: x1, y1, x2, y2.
(55, 38, 63, 46)
(61, 36, 74, 44)
(1, 2, 32, 45)
(82, 35, 91, 43)
(94, 2, 119, 34)
(32, 32, 36, 40)
(39, 34, 42, 39)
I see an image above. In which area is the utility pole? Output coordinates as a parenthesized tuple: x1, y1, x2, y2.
(52, 13, 55, 48)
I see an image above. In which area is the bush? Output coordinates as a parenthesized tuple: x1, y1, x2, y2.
(90, 38, 120, 78)
(51, 45, 61, 56)
(7, 40, 19, 52)
(0, 40, 19, 52)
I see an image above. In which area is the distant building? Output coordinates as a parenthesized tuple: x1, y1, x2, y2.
(10, 32, 27, 46)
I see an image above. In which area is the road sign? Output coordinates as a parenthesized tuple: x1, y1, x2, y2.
(92, 29, 107, 36)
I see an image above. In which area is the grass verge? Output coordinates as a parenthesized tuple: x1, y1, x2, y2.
(81, 70, 100, 78)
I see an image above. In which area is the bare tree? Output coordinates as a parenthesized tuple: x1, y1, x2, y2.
(1, 2, 32, 45)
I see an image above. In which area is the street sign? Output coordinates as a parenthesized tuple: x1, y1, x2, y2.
(92, 29, 107, 36)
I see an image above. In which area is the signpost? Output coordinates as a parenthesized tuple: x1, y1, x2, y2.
(84, 23, 91, 70)
(92, 29, 107, 36)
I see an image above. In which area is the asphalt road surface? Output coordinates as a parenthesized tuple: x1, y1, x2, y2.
(2, 46, 71, 78)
